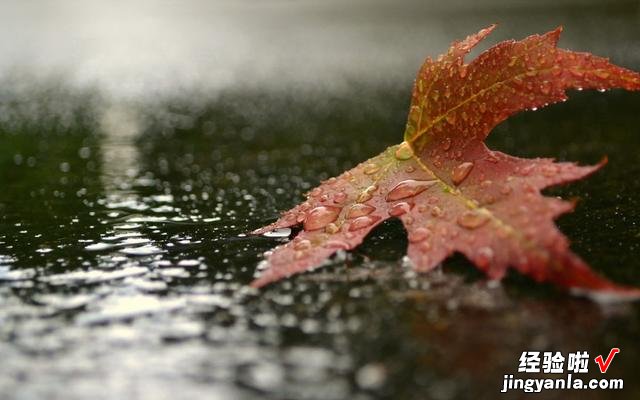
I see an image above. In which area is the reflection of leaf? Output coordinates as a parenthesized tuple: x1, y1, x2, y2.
(252, 26, 640, 300)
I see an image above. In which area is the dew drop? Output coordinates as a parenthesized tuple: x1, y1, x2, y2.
(570, 69, 584, 78)
(347, 203, 375, 219)
(485, 153, 499, 163)
(388, 202, 413, 217)
(293, 239, 311, 251)
(348, 215, 381, 231)
(540, 82, 551, 95)
(457, 210, 489, 229)
(394, 142, 413, 160)
(442, 137, 452, 151)
(325, 223, 340, 234)
(451, 162, 474, 185)
(480, 180, 492, 188)
(386, 179, 437, 201)
(476, 246, 494, 268)
(303, 206, 341, 231)
(333, 192, 347, 204)
(358, 184, 377, 202)
(405, 166, 416, 173)
(445, 113, 456, 125)
(364, 163, 381, 175)
(430, 206, 443, 217)
(518, 164, 535, 176)
(408, 227, 431, 243)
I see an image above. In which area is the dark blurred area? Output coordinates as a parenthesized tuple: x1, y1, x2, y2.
(1, 0, 639, 97)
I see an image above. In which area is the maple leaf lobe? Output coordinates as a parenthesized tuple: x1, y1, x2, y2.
(252, 26, 640, 301)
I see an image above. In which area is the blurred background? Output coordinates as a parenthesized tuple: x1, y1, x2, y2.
(1, 1, 639, 399)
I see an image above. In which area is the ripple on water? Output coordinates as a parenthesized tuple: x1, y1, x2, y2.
(76, 294, 186, 325)
(35, 293, 97, 311)
(0, 266, 36, 281)
(105, 199, 150, 211)
(126, 216, 168, 223)
(113, 223, 142, 230)
(41, 266, 148, 285)
(177, 259, 201, 268)
(119, 245, 164, 256)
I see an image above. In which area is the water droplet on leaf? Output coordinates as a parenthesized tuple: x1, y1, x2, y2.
(325, 223, 340, 234)
(394, 142, 413, 160)
(408, 227, 431, 243)
(347, 203, 375, 219)
(333, 192, 347, 204)
(348, 215, 381, 231)
(303, 206, 341, 231)
(476, 246, 494, 268)
(457, 210, 489, 229)
(442, 137, 452, 151)
(451, 162, 474, 185)
(386, 179, 437, 201)
(388, 202, 413, 217)
(364, 163, 380, 175)
(293, 239, 311, 251)
(431, 206, 443, 217)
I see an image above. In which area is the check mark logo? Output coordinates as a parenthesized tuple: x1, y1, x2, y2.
(594, 348, 620, 373)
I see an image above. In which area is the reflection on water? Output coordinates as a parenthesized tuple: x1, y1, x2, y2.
(1, 2, 640, 400)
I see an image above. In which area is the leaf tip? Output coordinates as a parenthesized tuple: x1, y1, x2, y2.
(453, 24, 497, 57)
(597, 155, 609, 169)
(544, 25, 564, 44)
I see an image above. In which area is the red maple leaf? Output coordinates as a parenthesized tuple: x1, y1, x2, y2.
(251, 26, 640, 301)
